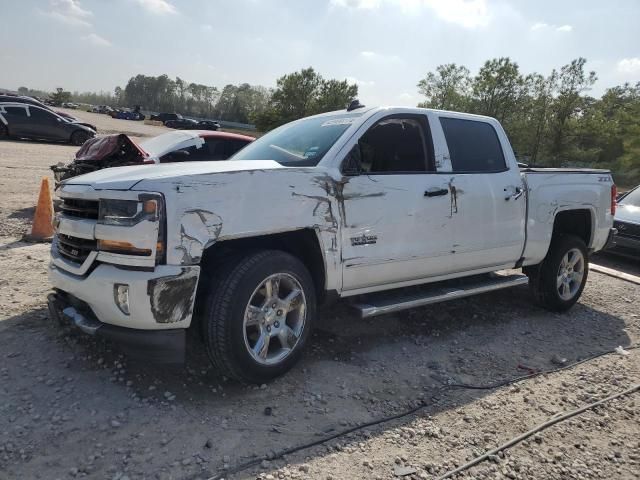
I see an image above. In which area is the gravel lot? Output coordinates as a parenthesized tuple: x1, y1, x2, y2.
(0, 111, 638, 480)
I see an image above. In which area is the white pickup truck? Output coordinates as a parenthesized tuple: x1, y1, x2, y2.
(47, 105, 617, 383)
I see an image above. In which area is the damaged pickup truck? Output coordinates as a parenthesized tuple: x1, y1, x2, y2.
(47, 105, 617, 383)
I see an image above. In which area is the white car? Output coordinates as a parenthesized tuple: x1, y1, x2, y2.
(47, 105, 616, 383)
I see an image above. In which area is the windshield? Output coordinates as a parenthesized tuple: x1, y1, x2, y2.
(619, 187, 640, 207)
(231, 113, 362, 166)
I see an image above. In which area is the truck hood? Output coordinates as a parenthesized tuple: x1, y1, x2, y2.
(62, 160, 285, 190)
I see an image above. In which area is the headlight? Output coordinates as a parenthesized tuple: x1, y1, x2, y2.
(98, 194, 161, 226)
(97, 194, 166, 264)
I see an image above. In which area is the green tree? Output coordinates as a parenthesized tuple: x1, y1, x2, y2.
(547, 58, 597, 166)
(417, 63, 470, 110)
(470, 57, 524, 123)
(49, 87, 72, 106)
(255, 67, 358, 131)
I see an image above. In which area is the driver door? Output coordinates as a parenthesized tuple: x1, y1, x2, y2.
(340, 114, 454, 293)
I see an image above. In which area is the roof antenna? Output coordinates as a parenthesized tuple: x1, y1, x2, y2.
(347, 99, 365, 112)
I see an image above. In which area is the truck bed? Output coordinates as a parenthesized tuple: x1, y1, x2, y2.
(521, 168, 614, 265)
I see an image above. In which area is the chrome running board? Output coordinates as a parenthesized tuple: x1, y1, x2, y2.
(351, 272, 529, 318)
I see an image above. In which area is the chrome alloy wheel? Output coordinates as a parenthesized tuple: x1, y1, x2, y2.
(556, 248, 585, 301)
(243, 273, 306, 365)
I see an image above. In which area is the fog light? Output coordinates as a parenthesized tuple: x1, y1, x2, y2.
(114, 284, 130, 315)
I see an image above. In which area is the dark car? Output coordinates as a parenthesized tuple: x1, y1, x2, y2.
(0, 103, 96, 145)
(150, 112, 182, 124)
(165, 117, 199, 129)
(51, 130, 255, 182)
(165, 118, 221, 130)
(196, 120, 220, 131)
(610, 185, 640, 257)
(0, 94, 97, 131)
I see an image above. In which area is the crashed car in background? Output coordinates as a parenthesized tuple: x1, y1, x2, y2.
(51, 130, 255, 182)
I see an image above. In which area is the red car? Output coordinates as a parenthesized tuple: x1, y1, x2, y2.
(51, 130, 255, 182)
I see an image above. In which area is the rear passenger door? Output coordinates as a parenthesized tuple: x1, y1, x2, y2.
(2, 106, 30, 136)
(438, 116, 526, 271)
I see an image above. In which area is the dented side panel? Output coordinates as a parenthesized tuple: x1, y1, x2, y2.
(135, 168, 344, 291)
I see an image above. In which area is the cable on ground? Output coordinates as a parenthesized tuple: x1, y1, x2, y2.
(205, 345, 638, 480)
(436, 383, 639, 480)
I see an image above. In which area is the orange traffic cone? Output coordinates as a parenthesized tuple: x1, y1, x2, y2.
(26, 176, 55, 241)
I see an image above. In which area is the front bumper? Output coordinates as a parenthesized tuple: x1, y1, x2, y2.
(49, 262, 200, 330)
(609, 233, 640, 257)
(47, 292, 185, 363)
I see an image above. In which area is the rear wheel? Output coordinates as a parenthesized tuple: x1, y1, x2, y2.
(526, 235, 588, 312)
(202, 250, 316, 383)
(70, 130, 90, 146)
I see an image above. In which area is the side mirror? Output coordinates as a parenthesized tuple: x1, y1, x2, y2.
(342, 143, 362, 176)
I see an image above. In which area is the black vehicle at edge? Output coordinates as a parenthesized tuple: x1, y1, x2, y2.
(150, 112, 182, 124)
(0, 103, 96, 145)
(165, 118, 221, 130)
(610, 185, 640, 257)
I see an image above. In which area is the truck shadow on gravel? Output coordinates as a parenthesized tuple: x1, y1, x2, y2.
(0, 283, 633, 479)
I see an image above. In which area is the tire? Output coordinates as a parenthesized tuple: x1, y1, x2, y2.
(70, 130, 90, 146)
(202, 250, 316, 383)
(526, 235, 589, 312)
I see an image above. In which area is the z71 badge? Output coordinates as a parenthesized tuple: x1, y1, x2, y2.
(350, 233, 378, 246)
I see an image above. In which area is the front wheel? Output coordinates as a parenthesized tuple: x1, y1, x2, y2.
(70, 130, 91, 146)
(202, 250, 316, 383)
(526, 235, 589, 312)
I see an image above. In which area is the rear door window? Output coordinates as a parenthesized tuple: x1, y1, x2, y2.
(440, 117, 506, 173)
(3, 106, 28, 118)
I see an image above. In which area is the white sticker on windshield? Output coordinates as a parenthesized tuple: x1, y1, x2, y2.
(321, 117, 358, 127)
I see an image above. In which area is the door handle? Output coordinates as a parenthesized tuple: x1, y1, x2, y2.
(424, 188, 449, 197)
(504, 186, 524, 201)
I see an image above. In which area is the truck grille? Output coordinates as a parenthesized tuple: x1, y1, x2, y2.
(61, 198, 99, 220)
(614, 220, 640, 240)
(57, 234, 96, 264)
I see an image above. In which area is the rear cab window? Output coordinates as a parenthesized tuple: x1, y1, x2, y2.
(439, 117, 506, 173)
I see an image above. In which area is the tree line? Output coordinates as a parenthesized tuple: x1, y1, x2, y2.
(417, 57, 639, 186)
(14, 59, 639, 186)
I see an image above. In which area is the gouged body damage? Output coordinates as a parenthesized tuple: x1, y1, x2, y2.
(178, 209, 223, 264)
(147, 267, 199, 323)
(146, 168, 346, 291)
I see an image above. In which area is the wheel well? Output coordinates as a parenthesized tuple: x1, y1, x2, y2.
(200, 229, 327, 299)
(552, 209, 592, 247)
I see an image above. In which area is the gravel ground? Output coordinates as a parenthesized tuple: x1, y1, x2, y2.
(0, 113, 638, 480)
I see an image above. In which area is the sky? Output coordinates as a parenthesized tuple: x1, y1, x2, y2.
(1, 0, 639, 106)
